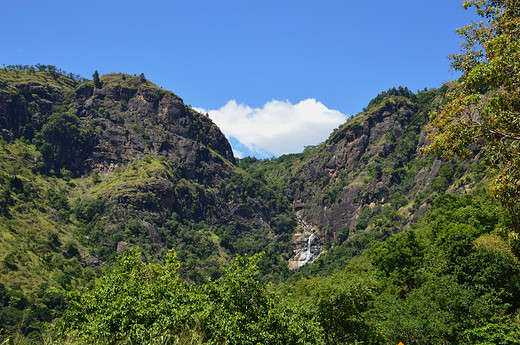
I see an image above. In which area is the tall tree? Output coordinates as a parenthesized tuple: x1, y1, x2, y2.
(424, 0, 520, 224)
(92, 70, 101, 88)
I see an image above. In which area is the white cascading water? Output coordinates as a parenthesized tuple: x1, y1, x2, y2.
(301, 233, 315, 266)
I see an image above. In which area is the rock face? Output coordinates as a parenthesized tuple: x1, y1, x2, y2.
(0, 69, 305, 284)
(288, 213, 322, 270)
(0, 70, 480, 279)
(0, 72, 235, 183)
(288, 98, 418, 241)
(0, 75, 74, 142)
(283, 92, 479, 248)
(72, 75, 235, 181)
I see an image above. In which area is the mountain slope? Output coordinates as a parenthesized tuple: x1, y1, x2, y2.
(0, 68, 295, 296)
(241, 87, 487, 274)
(2, 67, 520, 343)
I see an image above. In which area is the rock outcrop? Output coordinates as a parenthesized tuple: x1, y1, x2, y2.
(288, 214, 322, 269)
(288, 98, 419, 240)
(0, 72, 235, 181)
(283, 91, 479, 247)
(0, 70, 295, 282)
(0, 74, 74, 141)
(72, 74, 235, 183)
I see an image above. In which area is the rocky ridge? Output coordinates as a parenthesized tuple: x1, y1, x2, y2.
(247, 88, 485, 268)
(0, 69, 295, 286)
(291, 98, 418, 239)
(0, 70, 485, 293)
(0, 72, 234, 180)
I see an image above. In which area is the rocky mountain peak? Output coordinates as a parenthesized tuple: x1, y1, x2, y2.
(0, 70, 235, 181)
(282, 92, 453, 245)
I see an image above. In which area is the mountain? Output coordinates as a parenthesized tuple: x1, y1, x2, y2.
(240, 87, 487, 275)
(0, 67, 296, 299)
(1, 67, 519, 344)
(1, 69, 234, 177)
(0, 69, 485, 290)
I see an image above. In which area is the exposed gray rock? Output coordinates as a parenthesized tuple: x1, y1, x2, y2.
(288, 214, 322, 269)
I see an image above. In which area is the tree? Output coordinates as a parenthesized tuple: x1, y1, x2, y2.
(464, 319, 520, 345)
(52, 250, 318, 344)
(200, 253, 318, 345)
(54, 249, 203, 344)
(372, 230, 424, 293)
(92, 70, 101, 88)
(423, 0, 520, 224)
(313, 272, 380, 345)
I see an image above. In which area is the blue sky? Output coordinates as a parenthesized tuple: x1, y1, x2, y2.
(1, 0, 478, 158)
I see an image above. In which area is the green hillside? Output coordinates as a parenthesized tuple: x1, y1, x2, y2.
(241, 86, 489, 278)
(0, 67, 297, 339)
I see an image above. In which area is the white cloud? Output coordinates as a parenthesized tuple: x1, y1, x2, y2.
(197, 99, 347, 157)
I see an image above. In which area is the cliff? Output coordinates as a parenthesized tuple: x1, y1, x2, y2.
(0, 69, 294, 291)
(0, 71, 234, 179)
(241, 87, 485, 272)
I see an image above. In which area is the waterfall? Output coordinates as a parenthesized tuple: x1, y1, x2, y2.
(301, 233, 315, 266)
(287, 215, 323, 270)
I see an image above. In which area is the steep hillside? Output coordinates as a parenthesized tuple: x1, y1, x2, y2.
(241, 87, 487, 274)
(2, 68, 520, 344)
(0, 68, 295, 300)
(0, 70, 488, 290)
(1, 70, 234, 177)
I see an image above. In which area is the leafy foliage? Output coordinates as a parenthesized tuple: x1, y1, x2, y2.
(364, 86, 416, 111)
(55, 249, 202, 344)
(4, 9, 520, 340)
(367, 190, 520, 344)
(53, 251, 320, 345)
(278, 189, 520, 345)
(200, 253, 318, 345)
(2, 64, 87, 82)
(424, 0, 520, 224)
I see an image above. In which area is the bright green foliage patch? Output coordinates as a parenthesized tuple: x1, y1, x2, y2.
(55, 249, 203, 344)
(277, 189, 520, 344)
(52, 251, 322, 345)
(3, 2, 520, 341)
(425, 0, 520, 226)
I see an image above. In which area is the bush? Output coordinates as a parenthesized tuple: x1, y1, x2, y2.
(54, 249, 203, 344)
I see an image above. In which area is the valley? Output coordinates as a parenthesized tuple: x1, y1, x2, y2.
(1, 66, 518, 344)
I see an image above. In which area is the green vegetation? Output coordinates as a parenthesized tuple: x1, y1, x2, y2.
(32, 189, 520, 344)
(0, 67, 296, 341)
(2, 1, 520, 342)
(425, 0, 520, 225)
(240, 85, 482, 279)
(2, 64, 86, 83)
(51, 250, 320, 345)
(278, 189, 520, 344)
(92, 70, 101, 89)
